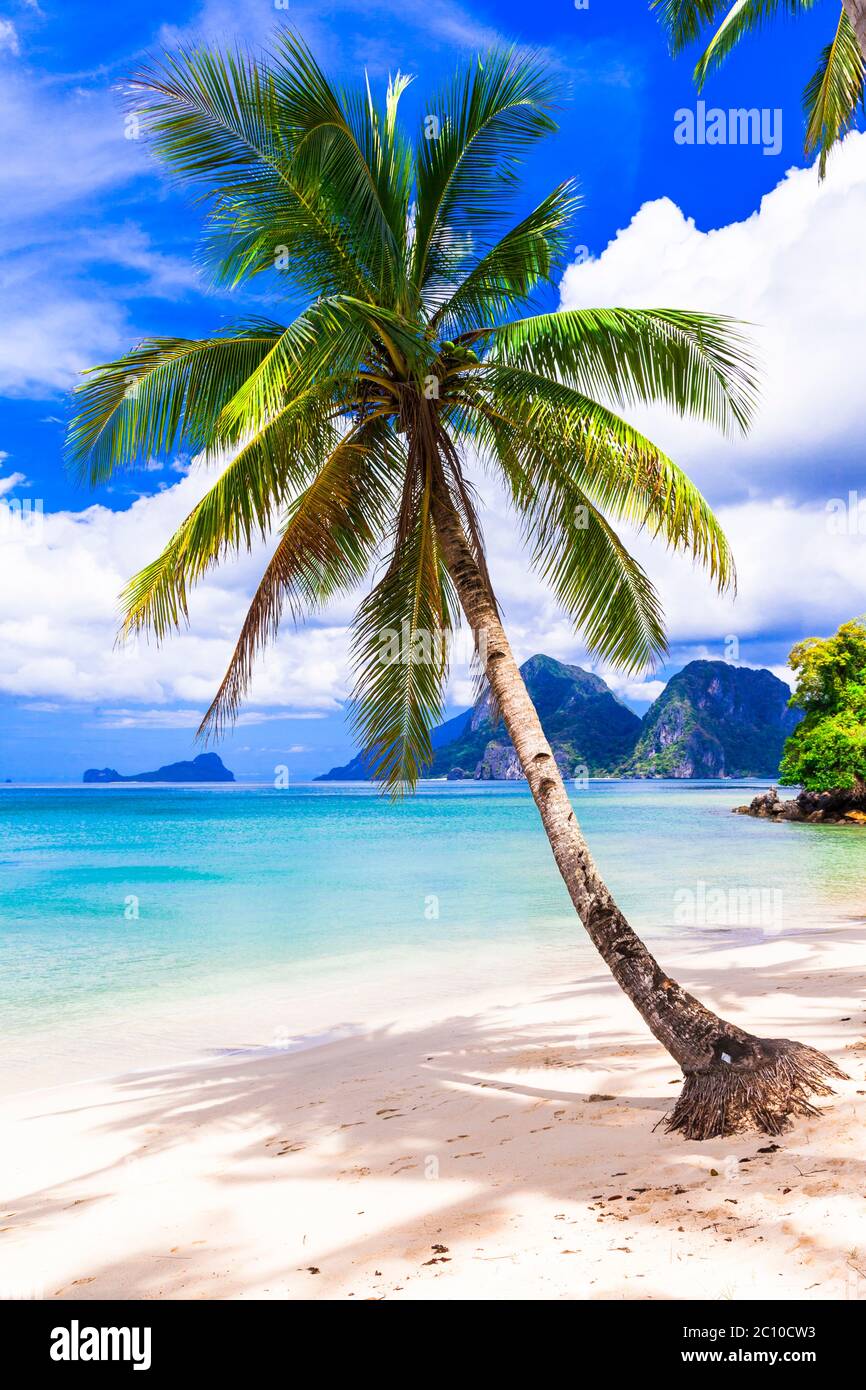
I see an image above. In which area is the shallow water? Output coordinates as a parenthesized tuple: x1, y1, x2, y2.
(1, 780, 863, 1091)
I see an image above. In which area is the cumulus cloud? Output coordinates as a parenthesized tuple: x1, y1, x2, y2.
(0, 466, 352, 711)
(559, 131, 866, 506)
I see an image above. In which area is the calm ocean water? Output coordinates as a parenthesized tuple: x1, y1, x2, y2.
(1, 780, 863, 1091)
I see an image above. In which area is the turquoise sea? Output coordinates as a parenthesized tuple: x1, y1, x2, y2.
(1, 780, 864, 1093)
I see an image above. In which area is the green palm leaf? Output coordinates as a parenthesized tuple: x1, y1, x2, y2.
(484, 307, 758, 436)
(199, 419, 402, 737)
(651, 0, 736, 53)
(67, 322, 286, 484)
(490, 415, 668, 669)
(412, 49, 559, 292)
(350, 477, 457, 794)
(119, 389, 343, 640)
(429, 181, 579, 334)
(468, 364, 734, 591)
(691, 1, 818, 89)
(804, 7, 865, 175)
(129, 42, 377, 300)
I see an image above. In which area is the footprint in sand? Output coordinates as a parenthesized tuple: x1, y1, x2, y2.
(267, 1140, 305, 1156)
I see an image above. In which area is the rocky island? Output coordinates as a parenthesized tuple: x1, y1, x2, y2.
(83, 752, 235, 784)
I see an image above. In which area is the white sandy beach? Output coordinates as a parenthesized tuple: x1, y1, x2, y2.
(1, 922, 865, 1302)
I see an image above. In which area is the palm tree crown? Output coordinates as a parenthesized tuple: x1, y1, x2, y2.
(652, 0, 866, 177)
(68, 30, 756, 793)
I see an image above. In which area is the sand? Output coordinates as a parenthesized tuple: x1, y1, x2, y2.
(1, 923, 865, 1302)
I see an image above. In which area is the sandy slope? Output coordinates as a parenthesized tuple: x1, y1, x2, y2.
(1, 925, 865, 1302)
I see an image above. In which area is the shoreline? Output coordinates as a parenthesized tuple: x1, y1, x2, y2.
(2, 920, 864, 1301)
(3, 909, 858, 1102)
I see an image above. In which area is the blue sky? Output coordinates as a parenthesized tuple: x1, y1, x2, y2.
(1, 0, 864, 781)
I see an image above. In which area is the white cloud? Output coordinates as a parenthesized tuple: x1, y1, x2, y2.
(626, 496, 866, 656)
(0, 78, 137, 227)
(559, 130, 866, 506)
(0, 74, 203, 396)
(0, 466, 353, 710)
(0, 20, 19, 56)
(93, 708, 325, 730)
(0, 470, 27, 496)
(0, 295, 129, 396)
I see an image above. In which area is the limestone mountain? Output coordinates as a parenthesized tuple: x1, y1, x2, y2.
(318, 656, 801, 782)
(318, 655, 640, 781)
(622, 661, 801, 778)
(429, 654, 640, 779)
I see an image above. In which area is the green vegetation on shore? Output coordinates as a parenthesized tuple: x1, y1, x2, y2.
(780, 618, 866, 794)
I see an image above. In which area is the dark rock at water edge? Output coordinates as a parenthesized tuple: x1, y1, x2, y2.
(734, 785, 866, 825)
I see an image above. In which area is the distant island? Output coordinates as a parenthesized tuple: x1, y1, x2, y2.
(83, 752, 235, 784)
(318, 655, 801, 782)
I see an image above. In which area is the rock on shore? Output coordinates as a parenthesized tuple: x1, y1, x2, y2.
(734, 786, 866, 825)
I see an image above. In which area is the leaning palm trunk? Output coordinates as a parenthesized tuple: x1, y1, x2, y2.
(843, 0, 866, 57)
(432, 488, 845, 1140)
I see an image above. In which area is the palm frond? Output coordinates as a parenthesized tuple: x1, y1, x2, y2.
(66, 321, 286, 484)
(485, 307, 759, 436)
(804, 7, 865, 176)
(412, 49, 560, 292)
(468, 364, 735, 591)
(429, 181, 580, 334)
(215, 297, 375, 438)
(269, 31, 415, 301)
(120, 390, 342, 640)
(691, 1, 816, 89)
(128, 43, 377, 300)
(199, 420, 402, 737)
(651, 0, 733, 54)
(350, 476, 457, 794)
(482, 409, 667, 669)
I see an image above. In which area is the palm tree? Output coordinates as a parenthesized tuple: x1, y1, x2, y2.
(67, 31, 842, 1139)
(653, 0, 866, 175)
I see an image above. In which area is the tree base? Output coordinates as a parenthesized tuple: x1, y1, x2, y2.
(664, 1038, 846, 1141)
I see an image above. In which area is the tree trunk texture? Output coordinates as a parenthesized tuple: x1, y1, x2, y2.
(432, 491, 844, 1140)
(843, 0, 866, 59)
